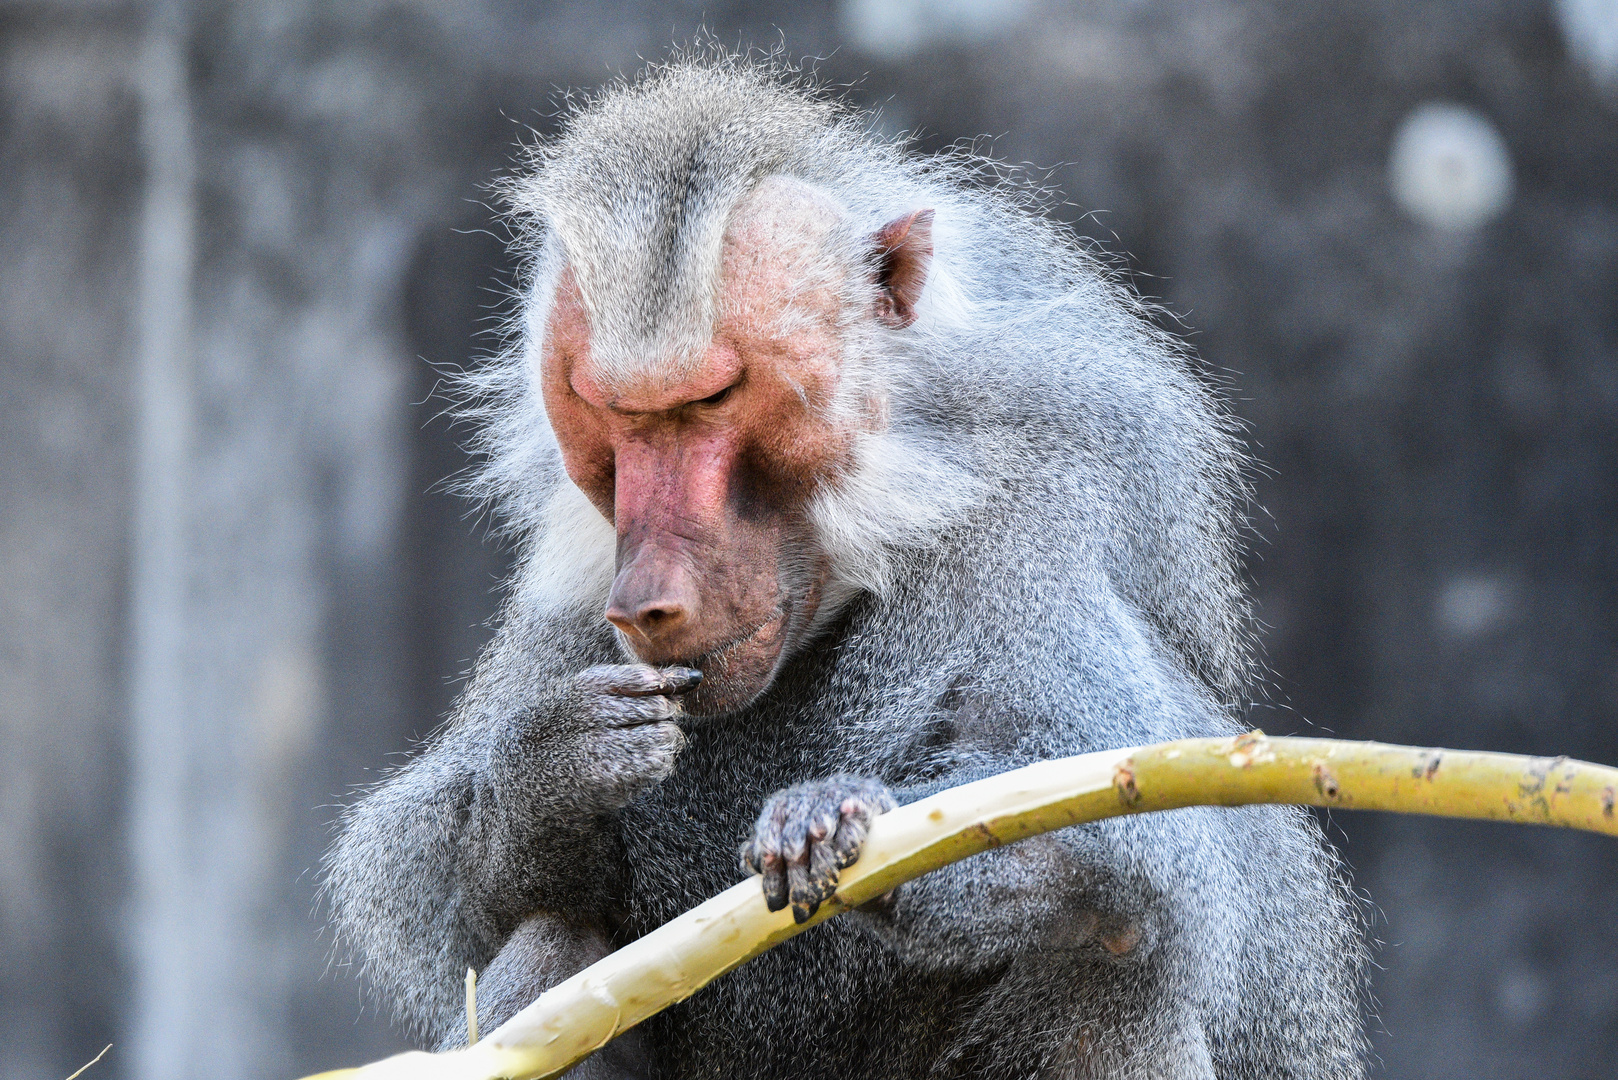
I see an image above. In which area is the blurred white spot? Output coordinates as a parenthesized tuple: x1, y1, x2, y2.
(1388, 103, 1514, 231)
(1557, 0, 1618, 88)
(1495, 964, 1549, 1024)
(252, 644, 322, 764)
(1435, 575, 1512, 641)
(839, 0, 1029, 61)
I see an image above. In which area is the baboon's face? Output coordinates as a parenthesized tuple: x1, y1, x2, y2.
(542, 182, 854, 716)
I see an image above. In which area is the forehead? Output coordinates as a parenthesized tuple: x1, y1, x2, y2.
(719, 175, 845, 290)
(548, 176, 848, 395)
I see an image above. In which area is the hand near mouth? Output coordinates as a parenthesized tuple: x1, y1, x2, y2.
(560, 663, 703, 808)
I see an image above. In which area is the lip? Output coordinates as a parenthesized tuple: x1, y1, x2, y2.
(615, 603, 788, 670)
(689, 606, 789, 670)
(640, 604, 793, 721)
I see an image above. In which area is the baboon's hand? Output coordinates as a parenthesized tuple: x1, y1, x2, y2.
(568, 663, 700, 806)
(741, 775, 896, 923)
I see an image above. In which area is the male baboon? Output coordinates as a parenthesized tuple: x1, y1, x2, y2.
(327, 57, 1366, 1079)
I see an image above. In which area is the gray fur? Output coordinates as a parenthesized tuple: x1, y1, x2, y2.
(325, 55, 1366, 1078)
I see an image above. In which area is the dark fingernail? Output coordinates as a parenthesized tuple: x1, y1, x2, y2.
(667, 667, 702, 692)
(765, 890, 788, 912)
(792, 900, 819, 924)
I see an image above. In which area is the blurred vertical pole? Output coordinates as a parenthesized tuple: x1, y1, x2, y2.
(127, 2, 200, 1078)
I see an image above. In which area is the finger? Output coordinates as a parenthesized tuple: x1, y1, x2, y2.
(840, 790, 892, 824)
(787, 857, 819, 924)
(602, 722, 685, 778)
(576, 664, 642, 693)
(804, 801, 843, 884)
(760, 853, 788, 912)
(831, 811, 871, 870)
(623, 720, 685, 757)
(807, 835, 841, 902)
(740, 840, 762, 876)
(608, 665, 701, 697)
(779, 809, 811, 865)
(654, 666, 703, 695)
(598, 693, 683, 727)
(806, 801, 838, 843)
(768, 794, 793, 836)
(576, 664, 701, 697)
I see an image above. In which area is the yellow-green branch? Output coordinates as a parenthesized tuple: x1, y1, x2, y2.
(304, 733, 1618, 1080)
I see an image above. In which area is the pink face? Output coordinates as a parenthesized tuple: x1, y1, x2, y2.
(542, 184, 857, 714)
(543, 180, 933, 715)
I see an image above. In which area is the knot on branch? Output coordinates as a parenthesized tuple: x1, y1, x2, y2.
(1112, 760, 1141, 807)
(1224, 730, 1275, 769)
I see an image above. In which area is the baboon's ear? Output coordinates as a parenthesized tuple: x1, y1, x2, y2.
(871, 209, 934, 328)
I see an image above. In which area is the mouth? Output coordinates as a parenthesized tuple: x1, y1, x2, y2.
(656, 605, 792, 719)
(691, 606, 789, 669)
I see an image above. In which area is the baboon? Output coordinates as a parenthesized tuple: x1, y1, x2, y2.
(326, 56, 1366, 1079)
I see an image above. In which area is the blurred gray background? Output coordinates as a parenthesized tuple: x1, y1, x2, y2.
(3, 1, 1615, 1077)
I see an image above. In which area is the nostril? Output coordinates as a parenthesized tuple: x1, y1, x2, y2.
(606, 601, 687, 641)
(638, 604, 685, 634)
(605, 560, 697, 642)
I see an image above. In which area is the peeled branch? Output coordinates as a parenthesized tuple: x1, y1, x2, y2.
(302, 733, 1618, 1080)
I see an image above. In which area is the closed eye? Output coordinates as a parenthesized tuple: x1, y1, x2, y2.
(695, 383, 736, 406)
